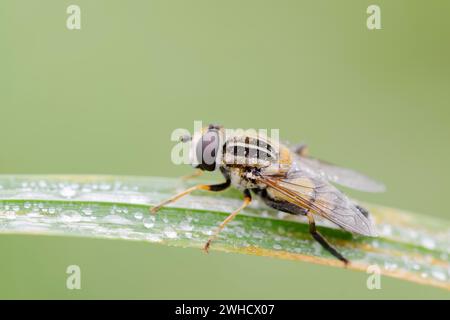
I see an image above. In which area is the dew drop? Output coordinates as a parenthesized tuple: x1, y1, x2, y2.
(60, 187, 77, 199)
(103, 215, 130, 225)
(81, 185, 93, 193)
(82, 208, 93, 216)
(143, 217, 155, 228)
(5, 211, 16, 220)
(202, 229, 214, 236)
(61, 211, 82, 223)
(147, 234, 162, 242)
(371, 240, 380, 248)
(293, 248, 303, 254)
(99, 183, 111, 191)
(380, 224, 392, 236)
(38, 180, 47, 188)
(260, 210, 270, 218)
(408, 229, 418, 240)
(252, 231, 264, 239)
(164, 229, 178, 239)
(179, 221, 194, 231)
(421, 237, 436, 250)
(384, 262, 398, 271)
(134, 212, 143, 220)
(277, 226, 286, 235)
(431, 270, 447, 281)
(412, 263, 421, 271)
(277, 212, 287, 219)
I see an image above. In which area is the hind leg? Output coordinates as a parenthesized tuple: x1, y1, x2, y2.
(305, 212, 349, 265)
(259, 191, 348, 264)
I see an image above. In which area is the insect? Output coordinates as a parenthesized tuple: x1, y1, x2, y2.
(150, 124, 385, 264)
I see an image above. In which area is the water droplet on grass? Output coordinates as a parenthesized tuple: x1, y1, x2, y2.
(103, 215, 131, 225)
(147, 234, 162, 242)
(380, 224, 392, 236)
(60, 187, 77, 199)
(164, 229, 178, 239)
(5, 211, 16, 220)
(202, 229, 214, 236)
(143, 217, 155, 228)
(277, 212, 287, 219)
(252, 231, 264, 239)
(431, 270, 447, 281)
(134, 212, 143, 220)
(61, 211, 82, 223)
(421, 237, 436, 250)
(179, 221, 194, 231)
(384, 262, 398, 271)
(82, 208, 93, 216)
(99, 183, 111, 191)
(412, 263, 421, 271)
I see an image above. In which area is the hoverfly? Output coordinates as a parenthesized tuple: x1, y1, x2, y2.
(150, 124, 385, 264)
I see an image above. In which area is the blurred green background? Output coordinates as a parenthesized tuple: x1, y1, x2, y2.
(1, 0, 449, 298)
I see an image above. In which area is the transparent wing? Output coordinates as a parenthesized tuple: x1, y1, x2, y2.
(292, 154, 386, 193)
(257, 170, 377, 236)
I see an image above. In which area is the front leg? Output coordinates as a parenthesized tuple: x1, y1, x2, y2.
(150, 179, 231, 214)
(293, 143, 309, 157)
(204, 189, 252, 253)
(181, 169, 203, 181)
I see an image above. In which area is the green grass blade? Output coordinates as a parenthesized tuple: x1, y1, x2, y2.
(0, 175, 449, 290)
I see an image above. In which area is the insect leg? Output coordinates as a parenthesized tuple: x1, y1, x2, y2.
(204, 189, 251, 253)
(181, 169, 203, 181)
(306, 212, 349, 265)
(150, 179, 230, 214)
(293, 143, 309, 157)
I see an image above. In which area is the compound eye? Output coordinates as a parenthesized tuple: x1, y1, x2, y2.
(195, 130, 219, 171)
(208, 124, 223, 130)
